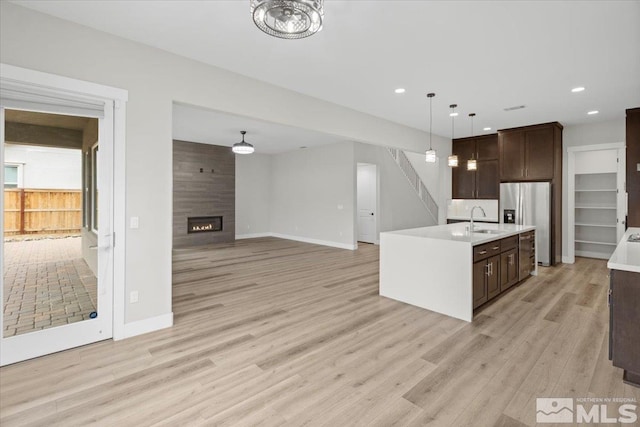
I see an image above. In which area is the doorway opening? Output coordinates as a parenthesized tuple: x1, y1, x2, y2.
(3, 110, 99, 338)
(357, 163, 378, 245)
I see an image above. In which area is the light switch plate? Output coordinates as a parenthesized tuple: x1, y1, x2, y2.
(130, 216, 139, 229)
(130, 291, 139, 303)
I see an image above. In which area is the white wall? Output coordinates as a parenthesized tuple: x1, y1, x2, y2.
(235, 153, 271, 237)
(562, 118, 625, 259)
(0, 3, 448, 326)
(354, 142, 435, 239)
(270, 143, 355, 249)
(4, 144, 81, 190)
(404, 150, 451, 223)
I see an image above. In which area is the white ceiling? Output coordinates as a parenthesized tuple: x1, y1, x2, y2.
(173, 103, 343, 154)
(13, 0, 640, 140)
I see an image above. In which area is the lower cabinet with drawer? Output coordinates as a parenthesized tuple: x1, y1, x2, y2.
(473, 231, 533, 310)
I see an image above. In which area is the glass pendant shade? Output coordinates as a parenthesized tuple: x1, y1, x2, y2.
(467, 159, 477, 171)
(448, 155, 459, 167)
(232, 131, 255, 154)
(251, 0, 324, 39)
(425, 149, 437, 163)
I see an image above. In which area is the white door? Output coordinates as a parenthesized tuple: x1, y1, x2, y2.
(357, 164, 377, 244)
(0, 102, 114, 365)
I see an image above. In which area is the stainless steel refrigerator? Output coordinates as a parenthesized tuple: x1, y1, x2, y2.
(500, 182, 551, 266)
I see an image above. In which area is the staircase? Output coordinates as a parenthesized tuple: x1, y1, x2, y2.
(387, 147, 439, 223)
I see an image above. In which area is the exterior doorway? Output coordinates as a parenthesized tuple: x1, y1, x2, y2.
(0, 64, 126, 365)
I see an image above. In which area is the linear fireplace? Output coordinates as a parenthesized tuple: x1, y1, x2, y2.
(187, 216, 223, 234)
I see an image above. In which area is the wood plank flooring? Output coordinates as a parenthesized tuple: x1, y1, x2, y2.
(0, 237, 638, 426)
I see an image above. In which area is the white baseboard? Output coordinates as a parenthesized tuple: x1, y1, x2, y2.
(235, 232, 272, 240)
(117, 312, 173, 340)
(270, 233, 356, 250)
(562, 255, 574, 264)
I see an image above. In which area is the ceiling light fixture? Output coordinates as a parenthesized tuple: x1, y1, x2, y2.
(425, 93, 437, 163)
(232, 131, 255, 154)
(483, 127, 491, 131)
(251, 0, 323, 39)
(571, 87, 585, 93)
(587, 110, 599, 115)
(467, 113, 477, 171)
(394, 88, 406, 94)
(447, 104, 458, 167)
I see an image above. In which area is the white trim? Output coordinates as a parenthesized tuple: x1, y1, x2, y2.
(270, 232, 357, 250)
(0, 64, 130, 360)
(0, 64, 128, 102)
(562, 255, 574, 264)
(567, 142, 625, 153)
(235, 232, 272, 240)
(575, 250, 613, 260)
(112, 100, 127, 340)
(566, 141, 625, 263)
(118, 313, 174, 340)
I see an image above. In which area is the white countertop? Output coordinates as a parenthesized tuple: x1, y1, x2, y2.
(382, 223, 536, 246)
(447, 215, 499, 223)
(607, 227, 640, 273)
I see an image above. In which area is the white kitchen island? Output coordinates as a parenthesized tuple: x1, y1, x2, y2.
(380, 223, 536, 322)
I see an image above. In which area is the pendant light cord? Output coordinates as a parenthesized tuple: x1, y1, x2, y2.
(429, 94, 433, 150)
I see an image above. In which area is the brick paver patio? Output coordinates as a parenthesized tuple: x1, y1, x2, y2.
(3, 236, 97, 338)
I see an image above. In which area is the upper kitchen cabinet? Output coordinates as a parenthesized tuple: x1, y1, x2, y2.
(452, 134, 499, 199)
(498, 122, 562, 182)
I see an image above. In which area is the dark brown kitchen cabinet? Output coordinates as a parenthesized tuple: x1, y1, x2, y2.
(609, 268, 640, 387)
(498, 122, 562, 265)
(500, 248, 518, 291)
(473, 255, 500, 308)
(626, 108, 640, 228)
(498, 123, 560, 181)
(452, 134, 499, 199)
(518, 230, 535, 280)
(499, 131, 525, 181)
(452, 139, 476, 199)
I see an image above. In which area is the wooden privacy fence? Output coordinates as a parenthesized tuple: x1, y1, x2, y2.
(4, 189, 82, 236)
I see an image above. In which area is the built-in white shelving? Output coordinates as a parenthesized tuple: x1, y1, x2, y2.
(568, 144, 625, 263)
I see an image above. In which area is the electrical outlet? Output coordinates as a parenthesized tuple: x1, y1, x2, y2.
(130, 216, 139, 229)
(337, 204, 344, 210)
(130, 291, 139, 304)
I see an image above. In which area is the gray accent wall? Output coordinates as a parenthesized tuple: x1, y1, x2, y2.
(173, 140, 235, 247)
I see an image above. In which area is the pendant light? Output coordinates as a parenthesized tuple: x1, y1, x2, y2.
(467, 113, 477, 171)
(232, 131, 255, 154)
(425, 93, 437, 163)
(447, 104, 459, 167)
(251, 0, 324, 39)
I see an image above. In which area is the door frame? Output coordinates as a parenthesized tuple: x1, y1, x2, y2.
(0, 64, 128, 364)
(566, 142, 625, 264)
(356, 162, 379, 246)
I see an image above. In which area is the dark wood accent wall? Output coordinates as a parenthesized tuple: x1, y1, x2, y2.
(173, 140, 235, 247)
(626, 108, 640, 228)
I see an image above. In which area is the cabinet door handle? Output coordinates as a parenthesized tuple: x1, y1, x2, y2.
(492, 246, 500, 250)
(485, 263, 490, 276)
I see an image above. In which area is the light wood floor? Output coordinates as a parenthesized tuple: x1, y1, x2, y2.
(0, 237, 637, 426)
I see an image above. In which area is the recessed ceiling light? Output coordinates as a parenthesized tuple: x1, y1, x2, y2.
(571, 87, 585, 93)
(449, 112, 459, 117)
(483, 127, 491, 131)
(587, 110, 599, 115)
(394, 88, 405, 94)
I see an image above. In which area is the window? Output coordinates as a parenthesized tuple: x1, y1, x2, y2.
(4, 164, 22, 188)
(91, 143, 99, 232)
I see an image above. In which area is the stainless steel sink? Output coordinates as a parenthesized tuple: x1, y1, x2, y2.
(474, 229, 503, 235)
